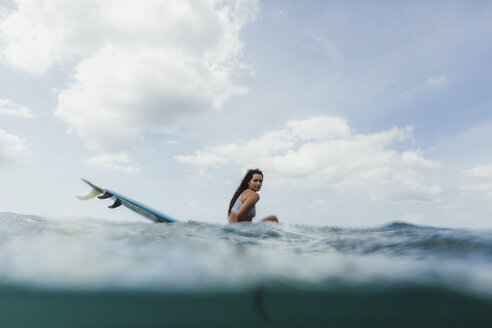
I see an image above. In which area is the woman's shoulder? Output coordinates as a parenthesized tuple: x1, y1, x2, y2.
(242, 189, 260, 201)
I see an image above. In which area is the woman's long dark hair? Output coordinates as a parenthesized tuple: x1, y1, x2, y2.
(228, 168, 263, 216)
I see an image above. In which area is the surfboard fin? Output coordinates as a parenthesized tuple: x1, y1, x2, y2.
(108, 198, 122, 209)
(77, 188, 103, 200)
(98, 192, 113, 199)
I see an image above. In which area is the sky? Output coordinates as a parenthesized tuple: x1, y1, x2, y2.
(1, 0, 492, 228)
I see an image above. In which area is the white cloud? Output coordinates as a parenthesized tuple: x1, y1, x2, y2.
(462, 165, 492, 179)
(175, 150, 228, 167)
(461, 164, 492, 198)
(286, 116, 351, 140)
(0, 0, 258, 151)
(0, 6, 8, 20)
(85, 152, 140, 173)
(176, 116, 443, 202)
(461, 183, 492, 198)
(0, 129, 28, 168)
(0, 98, 34, 118)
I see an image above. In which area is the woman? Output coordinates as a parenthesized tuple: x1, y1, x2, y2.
(228, 169, 279, 224)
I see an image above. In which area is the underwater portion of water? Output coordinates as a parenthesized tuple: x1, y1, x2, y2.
(1, 212, 492, 327)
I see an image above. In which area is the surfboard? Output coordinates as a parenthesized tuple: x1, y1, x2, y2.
(77, 178, 177, 223)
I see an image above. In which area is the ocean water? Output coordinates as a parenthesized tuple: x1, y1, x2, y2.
(1, 212, 492, 327)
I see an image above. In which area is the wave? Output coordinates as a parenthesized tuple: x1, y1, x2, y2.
(2, 212, 492, 304)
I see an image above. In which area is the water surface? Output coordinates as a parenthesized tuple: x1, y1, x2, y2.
(1, 212, 492, 327)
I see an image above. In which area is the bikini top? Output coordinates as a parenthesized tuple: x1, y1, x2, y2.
(230, 190, 256, 218)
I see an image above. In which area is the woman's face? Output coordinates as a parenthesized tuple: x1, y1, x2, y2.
(248, 173, 263, 192)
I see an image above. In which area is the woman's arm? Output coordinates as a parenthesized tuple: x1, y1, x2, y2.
(235, 191, 260, 222)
